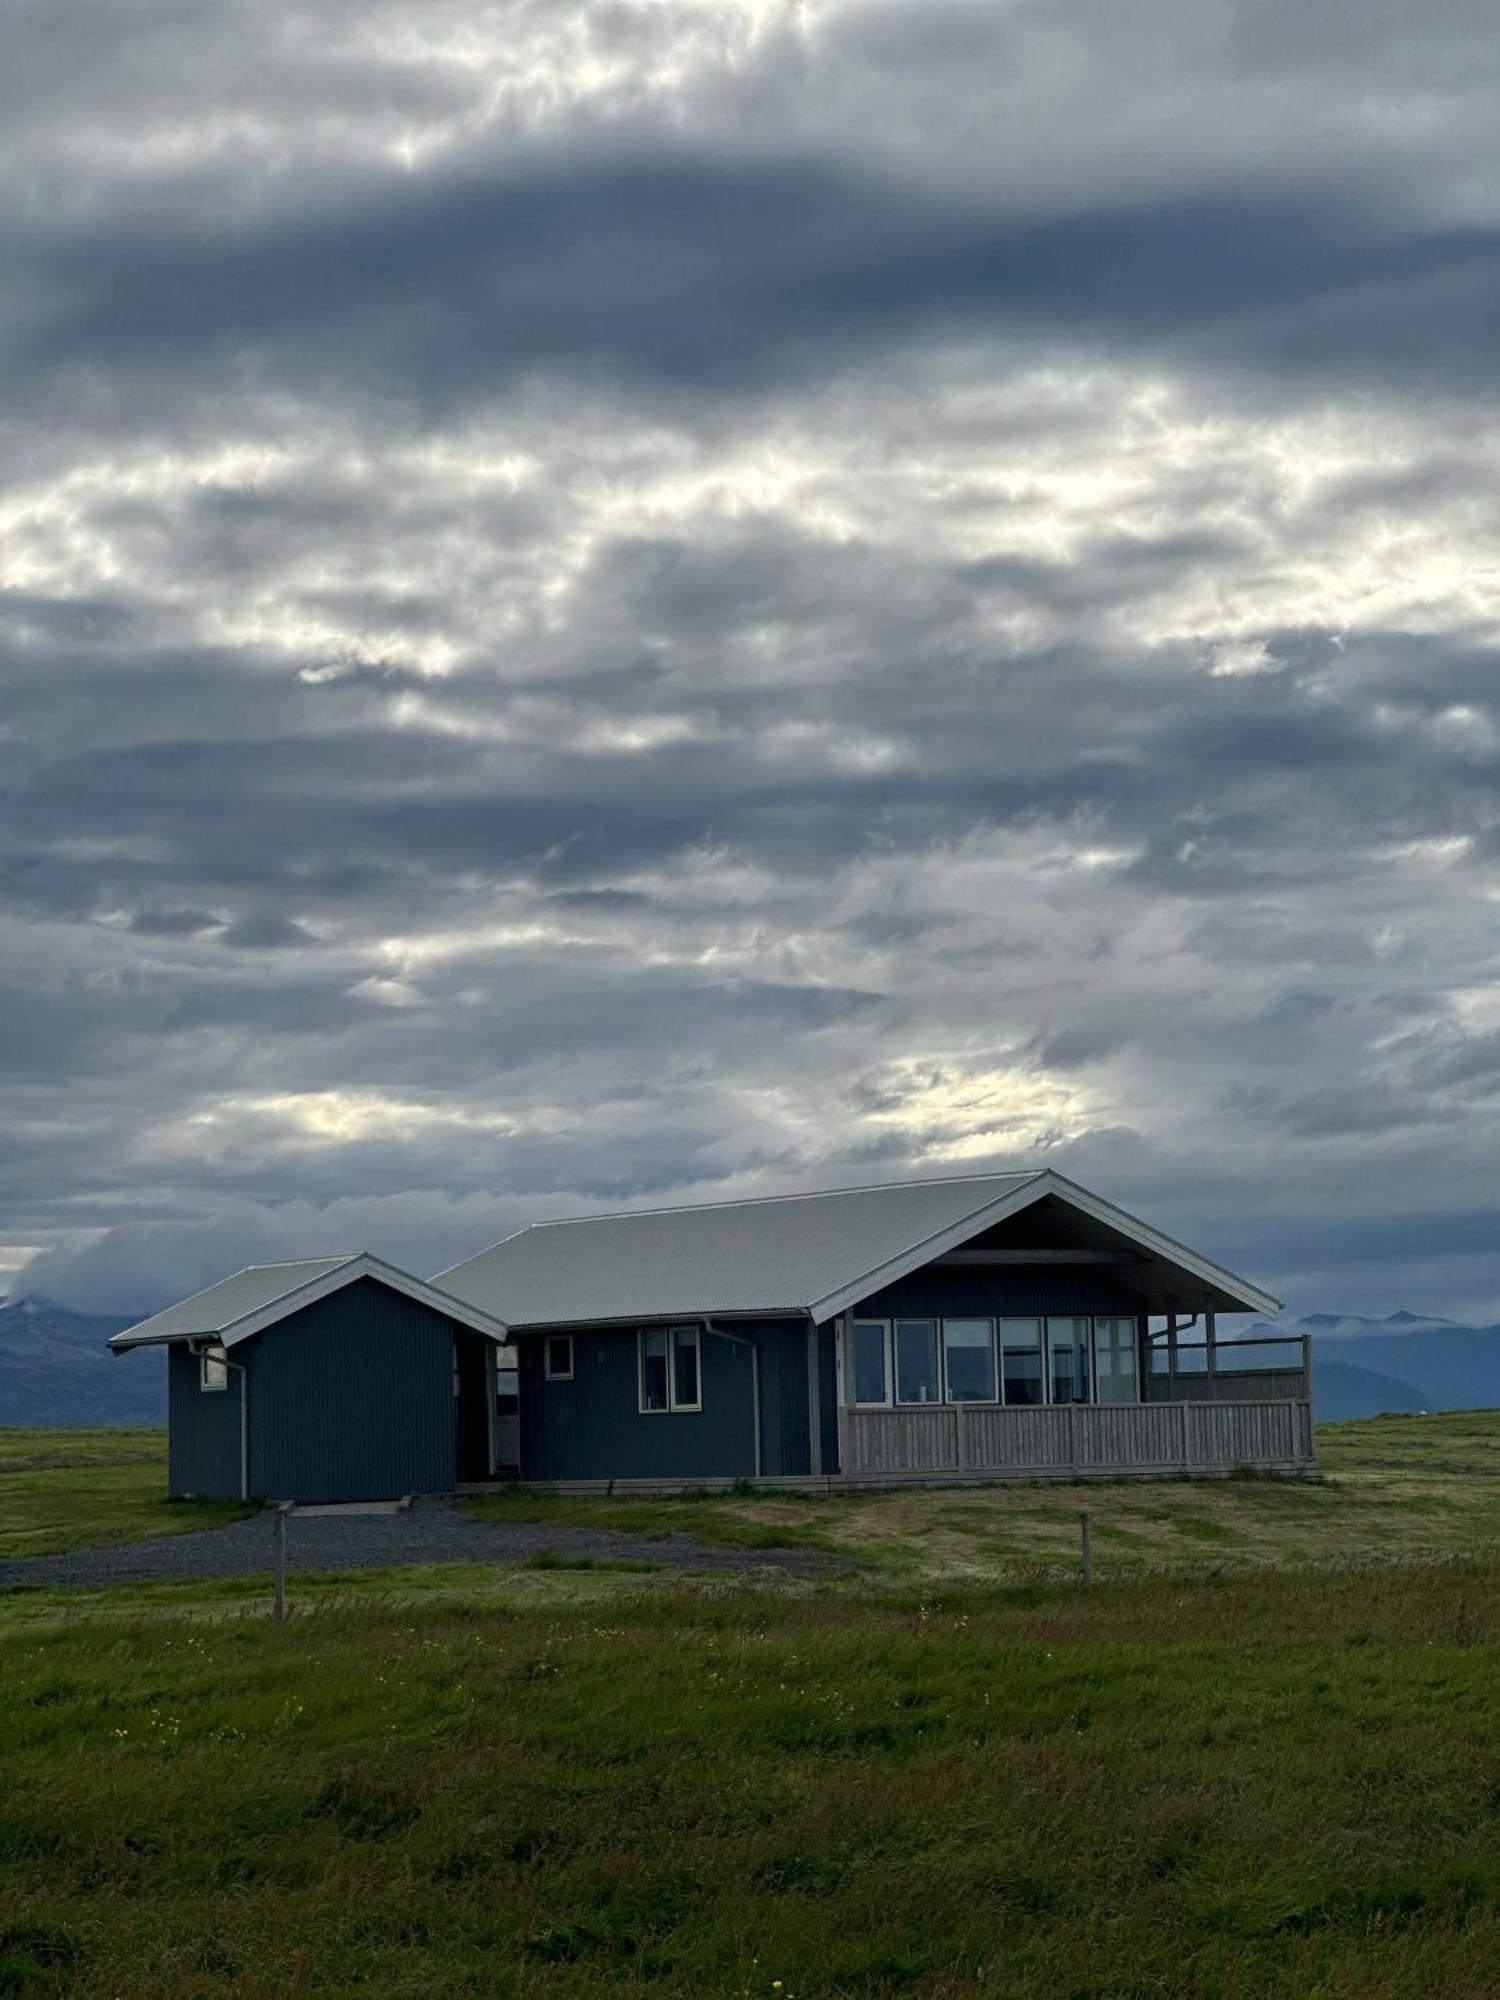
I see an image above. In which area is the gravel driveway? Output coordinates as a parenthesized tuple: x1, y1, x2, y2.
(0, 1498, 835, 1591)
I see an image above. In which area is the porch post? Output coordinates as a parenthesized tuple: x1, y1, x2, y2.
(1206, 1310, 1218, 1376)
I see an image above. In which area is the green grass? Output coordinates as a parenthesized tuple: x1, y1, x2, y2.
(8, 1415, 1500, 1993)
(0, 1429, 251, 1558)
(7, 1560, 1500, 1995)
(464, 1412, 1500, 1583)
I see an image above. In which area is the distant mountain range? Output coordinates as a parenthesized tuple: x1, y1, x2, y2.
(0, 1297, 154, 1426)
(1, 1296, 1497, 1427)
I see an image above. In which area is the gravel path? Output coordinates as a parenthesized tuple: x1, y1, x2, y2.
(0, 1499, 835, 1591)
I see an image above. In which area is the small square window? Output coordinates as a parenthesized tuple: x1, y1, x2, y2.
(200, 1345, 229, 1392)
(544, 1334, 574, 1381)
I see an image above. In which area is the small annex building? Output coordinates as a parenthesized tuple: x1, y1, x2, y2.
(108, 1254, 509, 1503)
(112, 1170, 1316, 1501)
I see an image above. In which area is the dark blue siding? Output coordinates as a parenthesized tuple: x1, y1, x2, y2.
(168, 1341, 244, 1499)
(853, 1268, 1146, 1320)
(166, 1279, 465, 1502)
(748, 1320, 811, 1477)
(249, 1280, 458, 1502)
(519, 1325, 765, 1481)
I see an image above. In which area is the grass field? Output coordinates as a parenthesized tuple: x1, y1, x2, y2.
(0, 1429, 251, 1559)
(7, 1417, 1500, 1995)
(11, 1413, 1500, 1583)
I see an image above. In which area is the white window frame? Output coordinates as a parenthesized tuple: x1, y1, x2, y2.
(544, 1332, 574, 1381)
(850, 1318, 893, 1408)
(893, 1317, 943, 1407)
(638, 1325, 702, 1414)
(199, 1344, 229, 1392)
(941, 1317, 1000, 1405)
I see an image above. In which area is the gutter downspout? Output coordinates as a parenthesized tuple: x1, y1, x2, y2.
(190, 1338, 249, 1501)
(704, 1321, 762, 1479)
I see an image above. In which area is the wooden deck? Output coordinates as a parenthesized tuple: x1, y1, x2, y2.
(840, 1397, 1316, 1480)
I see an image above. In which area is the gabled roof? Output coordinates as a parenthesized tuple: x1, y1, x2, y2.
(435, 1169, 1280, 1329)
(109, 1252, 509, 1352)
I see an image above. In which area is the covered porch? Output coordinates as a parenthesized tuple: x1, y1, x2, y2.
(828, 1189, 1314, 1482)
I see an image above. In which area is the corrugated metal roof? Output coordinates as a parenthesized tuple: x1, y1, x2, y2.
(109, 1252, 512, 1351)
(436, 1172, 1047, 1327)
(109, 1257, 357, 1346)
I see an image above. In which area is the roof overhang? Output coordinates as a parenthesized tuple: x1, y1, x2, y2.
(108, 1253, 510, 1352)
(808, 1170, 1281, 1322)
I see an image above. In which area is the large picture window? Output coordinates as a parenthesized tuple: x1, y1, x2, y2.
(943, 1319, 997, 1402)
(1047, 1317, 1092, 1405)
(852, 1320, 891, 1406)
(999, 1319, 1044, 1405)
(1093, 1317, 1138, 1405)
(894, 1319, 941, 1404)
(640, 1326, 701, 1413)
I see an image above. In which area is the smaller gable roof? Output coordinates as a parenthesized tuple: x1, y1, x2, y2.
(109, 1252, 509, 1352)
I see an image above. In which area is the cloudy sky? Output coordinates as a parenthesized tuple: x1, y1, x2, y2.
(5, 0, 1500, 1320)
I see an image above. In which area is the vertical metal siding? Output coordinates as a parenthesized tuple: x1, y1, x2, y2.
(246, 1278, 458, 1502)
(167, 1341, 244, 1499)
(519, 1324, 758, 1482)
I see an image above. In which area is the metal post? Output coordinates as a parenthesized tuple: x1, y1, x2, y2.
(1080, 1510, 1093, 1588)
(274, 1505, 287, 1623)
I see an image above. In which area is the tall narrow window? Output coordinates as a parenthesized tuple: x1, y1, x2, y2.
(1047, 1317, 1092, 1404)
(1093, 1318, 1139, 1405)
(200, 1344, 228, 1392)
(1000, 1319, 1043, 1405)
(943, 1319, 997, 1402)
(894, 1319, 941, 1404)
(671, 1326, 701, 1411)
(852, 1320, 890, 1406)
(544, 1333, 574, 1381)
(640, 1328, 670, 1411)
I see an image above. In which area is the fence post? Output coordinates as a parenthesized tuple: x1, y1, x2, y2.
(274, 1504, 288, 1623)
(1080, 1510, 1093, 1588)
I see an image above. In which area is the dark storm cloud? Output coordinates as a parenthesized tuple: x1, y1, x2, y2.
(6, 0, 1500, 1317)
(8, 161, 1500, 412)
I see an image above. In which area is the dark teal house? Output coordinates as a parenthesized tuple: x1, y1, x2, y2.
(112, 1171, 1315, 1500)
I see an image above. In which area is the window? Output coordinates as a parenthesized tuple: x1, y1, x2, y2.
(852, 1320, 891, 1406)
(672, 1326, 701, 1411)
(1047, 1317, 1092, 1405)
(199, 1344, 229, 1392)
(1000, 1319, 1044, 1406)
(640, 1326, 701, 1412)
(894, 1319, 941, 1404)
(1093, 1317, 1139, 1405)
(943, 1318, 997, 1402)
(544, 1333, 574, 1381)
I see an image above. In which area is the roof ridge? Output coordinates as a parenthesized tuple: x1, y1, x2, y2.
(527, 1168, 1045, 1230)
(239, 1254, 357, 1271)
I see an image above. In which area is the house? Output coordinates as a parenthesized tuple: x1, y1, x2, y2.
(110, 1170, 1315, 1501)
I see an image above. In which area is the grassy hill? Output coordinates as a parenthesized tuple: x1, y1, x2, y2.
(7, 1416, 1500, 1996)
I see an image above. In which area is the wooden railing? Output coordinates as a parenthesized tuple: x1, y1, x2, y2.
(841, 1395, 1316, 1480)
(1144, 1333, 1312, 1407)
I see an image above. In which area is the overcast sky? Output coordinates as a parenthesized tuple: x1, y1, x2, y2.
(5, 0, 1500, 1320)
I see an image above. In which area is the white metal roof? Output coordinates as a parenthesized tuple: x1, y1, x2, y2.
(435, 1169, 1280, 1328)
(109, 1252, 509, 1352)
